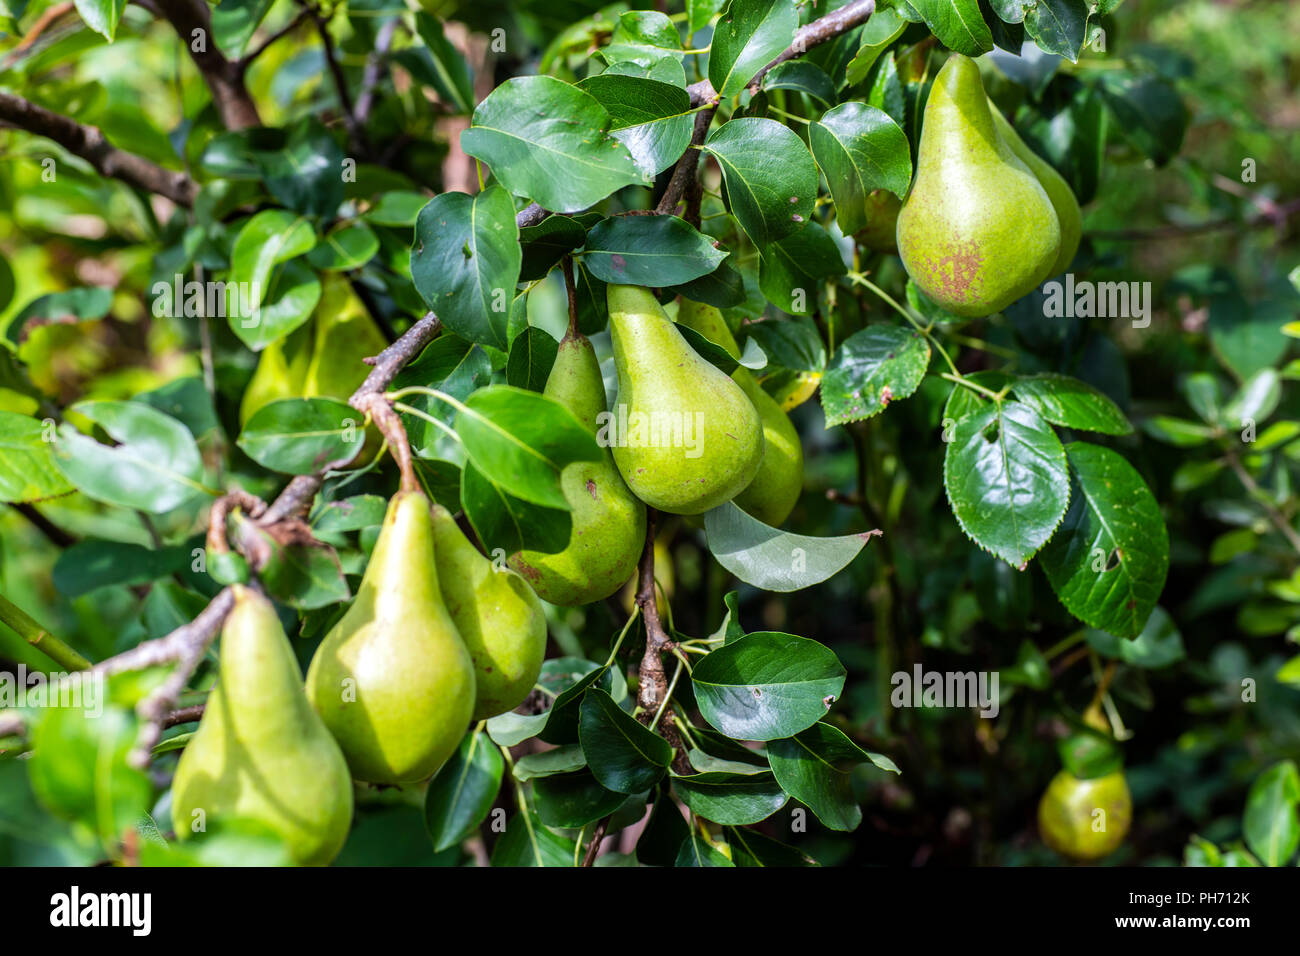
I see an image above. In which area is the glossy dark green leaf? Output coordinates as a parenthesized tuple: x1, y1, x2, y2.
(462, 76, 649, 213)
(762, 61, 835, 103)
(709, 0, 799, 99)
(943, 401, 1069, 569)
(672, 771, 789, 825)
(908, 0, 993, 56)
(424, 730, 504, 852)
(759, 221, 848, 315)
(675, 829, 736, 866)
(1098, 71, 1188, 166)
(533, 769, 627, 827)
(668, 259, 747, 308)
(519, 216, 587, 281)
(1041, 442, 1169, 638)
(727, 826, 817, 866)
(506, 327, 559, 392)
(455, 385, 601, 509)
(583, 215, 727, 287)
(1011, 374, 1133, 435)
(413, 13, 476, 112)
(820, 324, 930, 426)
(768, 722, 897, 831)
(691, 631, 845, 740)
(392, 334, 493, 459)
(579, 688, 674, 794)
(845, 7, 908, 85)
(1085, 606, 1184, 669)
(410, 186, 521, 351)
(489, 809, 577, 867)
(237, 398, 364, 475)
(461, 460, 572, 557)
(602, 10, 685, 66)
(52, 539, 193, 598)
(311, 494, 388, 533)
(809, 102, 912, 235)
(702, 118, 819, 246)
(577, 73, 693, 176)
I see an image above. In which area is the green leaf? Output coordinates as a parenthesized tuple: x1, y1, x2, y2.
(311, 494, 388, 533)
(364, 191, 429, 228)
(533, 769, 627, 827)
(506, 327, 559, 392)
(768, 722, 898, 831)
(413, 13, 476, 113)
(603, 10, 685, 66)
(461, 460, 572, 556)
(702, 118, 819, 247)
(691, 631, 846, 740)
(703, 501, 875, 592)
(73, 0, 125, 40)
(672, 771, 789, 825)
(1141, 415, 1216, 447)
(709, 0, 799, 99)
(424, 730, 504, 852)
(211, 0, 274, 58)
(233, 516, 350, 611)
(0, 411, 73, 503)
(809, 103, 912, 235)
(845, 7, 908, 85)
(392, 334, 493, 460)
(8, 287, 113, 349)
(1224, 368, 1282, 426)
(583, 215, 727, 287)
(1011, 374, 1133, 435)
(53, 539, 194, 598)
(228, 210, 318, 349)
(489, 809, 577, 866)
(455, 385, 601, 509)
(53, 401, 207, 513)
(727, 826, 817, 866)
(411, 186, 521, 351)
(1042, 442, 1170, 638)
(1243, 761, 1300, 867)
(1085, 606, 1183, 669)
(462, 76, 649, 213)
(513, 744, 587, 781)
(579, 688, 674, 794)
(486, 710, 552, 748)
(519, 216, 588, 281)
(675, 829, 736, 866)
(576, 73, 694, 176)
(943, 401, 1069, 569)
(669, 259, 748, 309)
(237, 398, 364, 475)
(1098, 71, 1188, 166)
(820, 325, 930, 426)
(758, 221, 848, 315)
(990, 0, 1088, 60)
(762, 61, 835, 103)
(908, 0, 994, 57)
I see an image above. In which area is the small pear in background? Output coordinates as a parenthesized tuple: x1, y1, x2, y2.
(239, 276, 387, 426)
(171, 585, 353, 866)
(896, 54, 1060, 317)
(988, 102, 1082, 278)
(509, 331, 646, 605)
(431, 504, 548, 719)
(675, 299, 803, 527)
(1037, 769, 1132, 861)
(606, 285, 763, 515)
(306, 490, 475, 784)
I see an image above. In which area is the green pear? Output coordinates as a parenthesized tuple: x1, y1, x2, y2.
(675, 299, 803, 526)
(239, 323, 311, 427)
(508, 332, 647, 605)
(302, 275, 389, 401)
(171, 585, 353, 866)
(306, 490, 475, 784)
(896, 54, 1060, 317)
(430, 504, 548, 719)
(988, 102, 1082, 278)
(857, 189, 902, 253)
(1038, 769, 1132, 861)
(606, 285, 764, 515)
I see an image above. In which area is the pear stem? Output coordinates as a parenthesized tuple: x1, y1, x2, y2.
(561, 256, 579, 339)
(0, 592, 91, 672)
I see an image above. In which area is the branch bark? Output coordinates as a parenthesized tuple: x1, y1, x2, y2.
(154, 0, 261, 129)
(0, 92, 198, 206)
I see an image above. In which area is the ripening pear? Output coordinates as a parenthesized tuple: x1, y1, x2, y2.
(171, 585, 353, 866)
(1038, 769, 1132, 861)
(240, 324, 311, 427)
(896, 54, 1060, 317)
(430, 504, 548, 719)
(508, 331, 646, 605)
(675, 299, 803, 526)
(306, 490, 475, 784)
(988, 102, 1082, 278)
(302, 275, 389, 401)
(606, 285, 763, 515)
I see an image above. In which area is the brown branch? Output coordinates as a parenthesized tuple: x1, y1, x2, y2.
(162, 703, 205, 728)
(661, 0, 877, 218)
(241, 7, 312, 66)
(10, 503, 77, 548)
(154, 0, 261, 129)
(303, 0, 369, 155)
(581, 814, 613, 867)
(356, 18, 400, 126)
(633, 513, 691, 774)
(11, 1, 75, 55)
(0, 92, 198, 206)
(1089, 197, 1300, 241)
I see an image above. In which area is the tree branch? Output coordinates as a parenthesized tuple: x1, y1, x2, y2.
(241, 7, 312, 66)
(0, 593, 91, 671)
(303, 0, 369, 155)
(0, 92, 198, 206)
(633, 513, 691, 774)
(153, 0, 261, 129)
